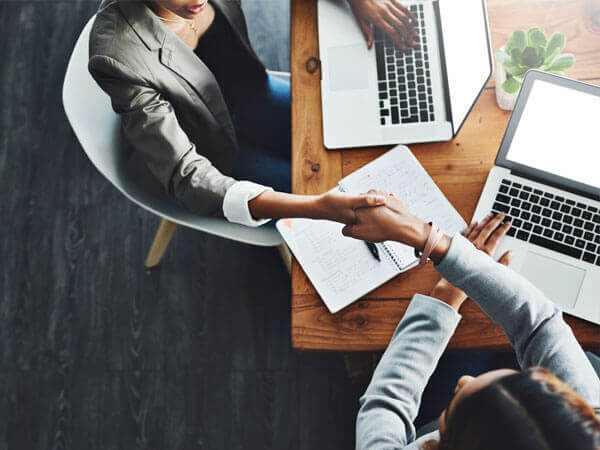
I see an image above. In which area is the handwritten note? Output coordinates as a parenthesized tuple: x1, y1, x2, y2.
(276, 218, 398, 313)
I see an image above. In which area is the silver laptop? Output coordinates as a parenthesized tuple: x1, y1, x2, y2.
(317, 0, 492, 149)
(473, 70, 600, 325)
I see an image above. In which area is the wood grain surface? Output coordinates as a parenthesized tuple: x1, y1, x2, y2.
(0, 1, 369, 448)
(290, 0, 600, 351)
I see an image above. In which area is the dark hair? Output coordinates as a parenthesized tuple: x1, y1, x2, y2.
(429, 367, 600, 450)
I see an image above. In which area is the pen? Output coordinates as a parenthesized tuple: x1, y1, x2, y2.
(365, 242, 381, 262)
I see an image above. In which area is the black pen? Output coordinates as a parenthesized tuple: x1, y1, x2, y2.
(365, 242, 381, 262)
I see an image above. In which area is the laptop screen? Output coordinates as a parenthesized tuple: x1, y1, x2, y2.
(439, 0, 492, 134)
(504, 79, 600, 191)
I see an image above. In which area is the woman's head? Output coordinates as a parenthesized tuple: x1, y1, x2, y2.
(150, 0, 209, 20)
(432, 367, 600, 450)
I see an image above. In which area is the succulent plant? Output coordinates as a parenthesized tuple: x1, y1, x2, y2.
(496, 28, 575, 93)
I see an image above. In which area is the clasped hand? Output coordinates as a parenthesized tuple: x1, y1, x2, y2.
(341, 190, 514, 311)
(342, 190, 429, 249)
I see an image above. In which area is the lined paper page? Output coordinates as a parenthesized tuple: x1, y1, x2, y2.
(277, 218, 399, 313)
(339, 145, 467, 266)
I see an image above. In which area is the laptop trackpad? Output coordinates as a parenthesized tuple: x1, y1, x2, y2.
(327, 45, 368, 91)
(519, 251, 585, 309)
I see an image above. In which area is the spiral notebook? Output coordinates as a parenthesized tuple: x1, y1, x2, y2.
(277, 145, 466, 313)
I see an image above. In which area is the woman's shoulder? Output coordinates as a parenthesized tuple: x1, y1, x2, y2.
(89, 1, 150, 72)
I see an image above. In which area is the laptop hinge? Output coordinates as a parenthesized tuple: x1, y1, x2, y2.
(433, 0, 452, 127)
(510, 169, 600, 202)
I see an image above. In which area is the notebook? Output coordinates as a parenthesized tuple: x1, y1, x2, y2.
(277, 145, 466, 313)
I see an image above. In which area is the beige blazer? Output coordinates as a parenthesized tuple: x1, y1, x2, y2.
(88, 0, 266, 216)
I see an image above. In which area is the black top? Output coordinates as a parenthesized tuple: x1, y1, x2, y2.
(194, 6, 265, 112)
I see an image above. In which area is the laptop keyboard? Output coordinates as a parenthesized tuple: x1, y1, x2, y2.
(491, 179, 600, 265)
(374, 4, 435, 126)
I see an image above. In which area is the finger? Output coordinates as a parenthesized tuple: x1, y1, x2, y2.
(354, 194, 386, 208)
(357, 18, 373, 49)
(392, 0, 418, 23)
(462, 221, 477, 238)
(475, 212, 505, 248)
(465, 221, 479, 241)
(364, 189, 387, 197)
(497, 250, 513, 266)
(378, 19, 406, 50)
(469, 214, 493, 242)
(381, 7, 413, 45)
(486, 220, 511, 252)
(342, 225, 354, 238)
(385, 5, 416, 45)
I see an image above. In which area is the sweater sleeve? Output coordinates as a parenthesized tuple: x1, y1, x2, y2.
(435, 234, 600, 412)
(355, 295, 461, 449)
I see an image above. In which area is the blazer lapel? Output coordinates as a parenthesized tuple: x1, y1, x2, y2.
(159, 31, 236, 143)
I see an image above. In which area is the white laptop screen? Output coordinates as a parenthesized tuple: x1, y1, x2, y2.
(505, 79, 600, 190)
(439, 0, 492, 134)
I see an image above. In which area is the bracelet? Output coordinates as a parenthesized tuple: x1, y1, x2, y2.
(419, 222, 443, 265)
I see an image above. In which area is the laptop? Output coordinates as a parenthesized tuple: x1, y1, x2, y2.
(473, 70, 600, 325)
(317, 0, 493, 149)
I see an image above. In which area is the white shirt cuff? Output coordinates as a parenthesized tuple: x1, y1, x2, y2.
(222, 181, 273, 227)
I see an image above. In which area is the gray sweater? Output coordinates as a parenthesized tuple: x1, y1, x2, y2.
(355, 234, 600, 449)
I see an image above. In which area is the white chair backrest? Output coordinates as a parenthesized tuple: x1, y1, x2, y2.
(62, 16, 283, 246)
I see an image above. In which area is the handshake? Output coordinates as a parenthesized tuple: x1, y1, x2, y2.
(327, 189, 513, 311)
(320, 189, 440, 257)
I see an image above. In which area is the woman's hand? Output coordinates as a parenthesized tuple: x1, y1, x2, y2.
(429, 213, 514, 311)
(347, 0, 417, 50)
(342, 190, 429, 248)
(313, 190, 387, 224)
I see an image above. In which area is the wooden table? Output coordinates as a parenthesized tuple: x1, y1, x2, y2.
(290, 0, 600, 351)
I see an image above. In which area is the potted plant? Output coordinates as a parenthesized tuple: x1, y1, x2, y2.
(495, 28, 575, 110)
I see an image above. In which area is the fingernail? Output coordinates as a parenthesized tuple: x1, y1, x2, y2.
(376, 195, 386, 203)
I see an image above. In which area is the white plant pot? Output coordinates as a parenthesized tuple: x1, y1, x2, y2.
(495, 58, 520, 111)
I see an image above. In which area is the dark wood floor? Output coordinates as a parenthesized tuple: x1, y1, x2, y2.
(0, 1, 365, 448)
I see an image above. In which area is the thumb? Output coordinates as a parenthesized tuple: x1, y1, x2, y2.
(498, 250, 513, 266)
(358, 19, 373, 48)
(342, 225, 354, 238)
(354, 193, 386, 209)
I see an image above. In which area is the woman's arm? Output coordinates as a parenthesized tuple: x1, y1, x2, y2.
(344, 193, 600, 409)
(89, 55, 385, 224)
(89, 54, 236, 217)
(356, 222, 512, 449)
(356, 295, 461, 449)
(434, 215, 600, 408)
(248, 189, 386, 224)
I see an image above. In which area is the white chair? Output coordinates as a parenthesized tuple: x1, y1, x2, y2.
(63, 16, 287, 269)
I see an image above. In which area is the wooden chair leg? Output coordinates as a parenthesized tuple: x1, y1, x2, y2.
(277, 243, 292, 276)
(145, 218, 178, 268)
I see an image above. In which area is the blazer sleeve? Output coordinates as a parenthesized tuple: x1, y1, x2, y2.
(88, 54, 237, 216)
